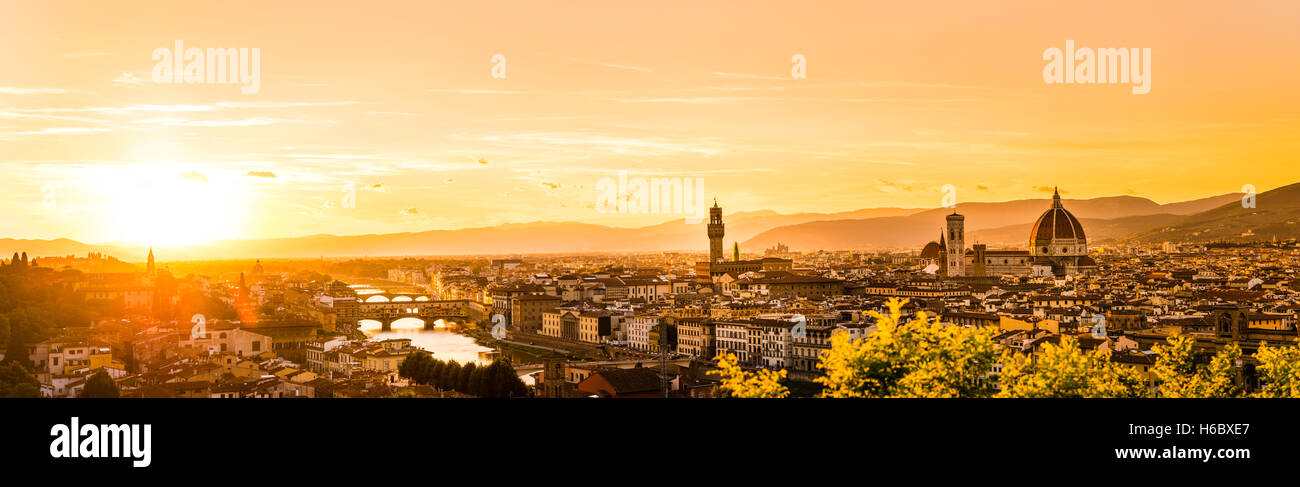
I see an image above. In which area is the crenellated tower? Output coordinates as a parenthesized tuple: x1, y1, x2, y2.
(707, 198, 725, 263)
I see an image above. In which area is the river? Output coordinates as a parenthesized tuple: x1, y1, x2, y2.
(358, 318, 495, 365)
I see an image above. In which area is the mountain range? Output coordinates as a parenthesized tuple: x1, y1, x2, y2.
(5, 184, 1295, 261)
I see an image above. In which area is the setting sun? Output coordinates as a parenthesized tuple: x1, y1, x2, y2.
(97, 165, 246, 246)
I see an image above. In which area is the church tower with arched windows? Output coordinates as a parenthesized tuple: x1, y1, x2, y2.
(945, 210, 965, 277)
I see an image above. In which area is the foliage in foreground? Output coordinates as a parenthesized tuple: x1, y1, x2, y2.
(1252, 342, 1300, 398)
(1150, 335, 1242, 398)
(711, 353, 789, 398)
(996, 336, 1147, 398)
(816, 298, 1000, 398)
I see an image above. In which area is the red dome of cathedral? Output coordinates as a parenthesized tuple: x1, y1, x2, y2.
(1029, 187, 1087, 259)
(920, 241, 943, 259)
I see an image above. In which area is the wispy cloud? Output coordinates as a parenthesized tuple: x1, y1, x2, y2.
(565, 57, 654, 73)
(0, 127, 110, 135)
(213, 101, 360, 109)
(610, 96, 756, 104)
(0, 110, 106, 124)
(427, 88, 524, 95)
(712, 71, 789, 81)
(838, 97, 981, 103)
(110, 72, 149, 87)
(62, 52, 111, 58)
(0, 87, 67, 95)
(367, 111, 420, 117)
(132, 117, 336, 127)
(461, 131, 727, 156)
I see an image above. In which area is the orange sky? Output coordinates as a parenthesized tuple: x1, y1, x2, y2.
(1, 0, 1297, 245)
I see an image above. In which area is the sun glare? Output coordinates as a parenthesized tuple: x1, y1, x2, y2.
(97, 165, 246, 247)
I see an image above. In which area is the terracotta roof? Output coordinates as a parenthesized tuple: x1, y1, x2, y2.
(588, 367, 661, 394)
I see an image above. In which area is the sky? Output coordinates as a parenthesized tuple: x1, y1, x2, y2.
(1, 0, 1298, 246)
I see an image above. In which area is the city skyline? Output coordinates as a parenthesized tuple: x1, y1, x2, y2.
(0, 182, 1270, 262)
(3, 1, 1298, 247)
(9, 2, 1300, 475)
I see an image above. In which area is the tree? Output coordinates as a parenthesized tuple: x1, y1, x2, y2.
(388, 388, 418, 398)
(81, 369, 120, 398)
(0, 361, 40, 397)
(997, 336, 1147, 398)
(479, 361, 503, 398)
(712, 352, 788, 398)
(1252, 343, 1300, 398)
(399, 351, 433, 383)
(469, 366, 485, 396)
(1, 322, 29, 371)
(0, 315, 10, 358)
(440, 361, 461, 390)
(457, 363, 476, 393)
(816, 298, 1000, 398)
(1150, 335, 1242, 398)
(423, 359, 445, 387)
(487, 360, 528, 398)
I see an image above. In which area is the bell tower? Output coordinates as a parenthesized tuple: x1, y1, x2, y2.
(945, 210, 965, 277)
(707, 198, 724, 263)
(541, 353, 567, 398)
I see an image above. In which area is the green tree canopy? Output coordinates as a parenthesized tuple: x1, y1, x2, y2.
(1150, 335, 1242, 398)
(0, 361, 40, 397)
(817, 298, 1000, 398)
(713, 353, 788, 398)
(997, 336, 1147, 398)
(1252, 342, 1300, 398)
(81, 369, 120, 398)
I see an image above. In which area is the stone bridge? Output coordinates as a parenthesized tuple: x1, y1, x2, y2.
(357, 296, 487, 331)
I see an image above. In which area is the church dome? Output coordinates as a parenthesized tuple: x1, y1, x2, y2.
(1030, 188, 1085, 245)
(920, 241, 943, 259)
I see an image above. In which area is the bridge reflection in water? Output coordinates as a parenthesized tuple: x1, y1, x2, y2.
(358, 317, 451, 332)
(358, 318, 495, 365)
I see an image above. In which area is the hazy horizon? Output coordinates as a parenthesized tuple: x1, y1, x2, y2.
(0, 184, 1259, 247)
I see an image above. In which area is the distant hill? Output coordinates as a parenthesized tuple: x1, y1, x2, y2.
(742, 193, 1239, 251)
(0, 238, 137, 261)
(0, 189, 1264, 259)
(970, 214, 1188, 247)
(1124, 183, 1300, 243)
(0, 207, 925, 260)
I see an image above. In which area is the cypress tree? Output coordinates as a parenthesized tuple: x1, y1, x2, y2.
(458, 362, 476, 393)
(2, 324, 28, 371)
(441, 361, 461, 391)
(469, 367, 485, 396)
